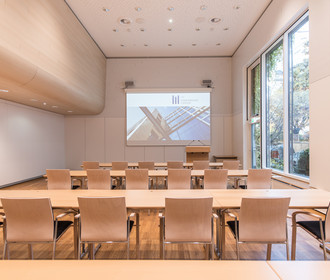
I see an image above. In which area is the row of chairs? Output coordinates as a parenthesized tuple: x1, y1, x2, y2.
(2, 196, 328, 260)
(46, 168, 272, 190)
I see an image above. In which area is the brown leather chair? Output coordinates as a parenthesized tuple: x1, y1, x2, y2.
(227, 197, 290, 260)
(76, 197, 135, 259)
(246, 169, 272, 189)
(125, 169, 149, 190)
(1, 198, 73, 259)
(291, 203, 330, 260)
(159, 197, 216, 259)
(204, 169, 228, 189)
(167, 169, 191, 189)
(82, 161, 99, 170)
(86, 169, 111, 190)
(46, 169, 72, 189)
(167, 161, 184, 169)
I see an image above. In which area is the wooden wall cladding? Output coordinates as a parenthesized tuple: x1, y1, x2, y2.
(0, 0, 106, 115)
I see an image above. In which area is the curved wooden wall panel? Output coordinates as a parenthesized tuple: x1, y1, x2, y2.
(0, 0, 106, 115)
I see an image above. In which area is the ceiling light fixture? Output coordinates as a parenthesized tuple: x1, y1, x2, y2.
(52, 105, 58, 108)
(135, 7, 142, 12)
(168, 7, 174, 12)
(113, 28, 118, 32)
(140, 28, 145, 32)
(30, 99, 38, 102)
(192, 43, 197, 46)
(233, 5, 240, 10)
(120, 18, 132, 25)
(102, 7, 110, 12)
(67, 111, 73, 113)
(210, 17, 221, 23)
(195, 28, 200, 31)
(43, 102, 47, 106)
(0, 89, 9, 92)
(120, 44, 125, 47)
(200, 5, 207, 11)
(168, 28, 172, 31)
(169, 18, 173, 23)
(144, 44, 148, 47)
(216, 43, 221, 46)
(168, 43, 172, 47)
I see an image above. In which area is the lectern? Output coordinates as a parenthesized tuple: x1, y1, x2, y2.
(185, 146, 210, 162)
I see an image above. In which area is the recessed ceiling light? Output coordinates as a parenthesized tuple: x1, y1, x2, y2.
(67, 111, 73, 113)
(43, 102, 47, 106)
(52, 105, 58, 108)
(120, 44, 125, 47)
(192, 43, 197, 46)
(120, 18, 132, 25)
(0, 89, 9, 92)
(233, 5, 240, 10)
(168, 43, 172, 47)
(140, 28, 145, 32)
(102, 7, 110, 12)
(223, 27, 229, 31)
(168, 28, 172, 31)
(216, 43, 221, 46)
(113, 28, 118, 32)
(200, 5, 207, 11)
(210, 17, 221, 23)
(169, 18, 173, 23)
(195, 28, 200, 31)
(135, 7, 142, 12)
(168, 7, 174, 12)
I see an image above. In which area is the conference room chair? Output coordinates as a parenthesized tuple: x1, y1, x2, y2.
(46, 169, 72, 189)
(192, 161, 210, 188)
(125, 169, 149, 190)
(1, 198, 73, 259)
(167, 169, 191, 189)
(167, 161, 184, 169)
(226, 197, 290, 260)
(159, 197, 216, 260)
(246, 168, 272, 189)
(291, 203, 330, 260)
(82, 161, 100, 170)
(111, 161, 129, 188)
(76, 197, 135, 259)
(138, 161, 156, 188)
(204, 169, 228, 189)
(86, 169, 111, 190)
(223, 160, 240, 188)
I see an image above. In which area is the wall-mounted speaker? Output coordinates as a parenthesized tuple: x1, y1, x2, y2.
(125, 81, 134, 88)
(201, 79, 213, 87)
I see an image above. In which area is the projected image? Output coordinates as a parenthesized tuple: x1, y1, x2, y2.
(127, 92, 210, 145)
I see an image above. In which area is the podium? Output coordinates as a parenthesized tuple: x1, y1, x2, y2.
(185, 146, 210, 163)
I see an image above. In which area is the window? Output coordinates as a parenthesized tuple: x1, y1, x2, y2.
(248, 12, 309, 178)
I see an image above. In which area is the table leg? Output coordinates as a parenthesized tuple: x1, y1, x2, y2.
(221, 209, 226, 260)
(74, 215, 79, 259)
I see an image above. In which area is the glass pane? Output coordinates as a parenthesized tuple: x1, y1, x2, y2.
(251, 64, 261, 117)
(288, 17, 309, 177)
(265, 41, 284, 171)
(252, 123, 261, 169)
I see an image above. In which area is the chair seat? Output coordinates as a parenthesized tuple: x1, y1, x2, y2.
(55, 221, 73, 239)
(297, 220, 325, 240)
(227, 220, 239, 239)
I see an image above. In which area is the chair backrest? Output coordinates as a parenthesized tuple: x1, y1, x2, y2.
(193, 161, 210, 170)
(167, 169, 191, 189)
(1, 198, 54, 242)
(167, 161, 183, 169)
(82, 161, 99, 170)
(204, 169, 228, 189)
(222, 160, 240, 170)
(165, 197, 213, 242)
(46, 169, 71, 190)
(86, 169, 111, 190)
(112, 161, 128, 170)
(125, 169, 149, 190)
(78, 197, 128, 242)
(324, 203, 330, 242)
(138, 161, 155, 170)
(247, 169, 272, 189)
(239, 197, 290, 242)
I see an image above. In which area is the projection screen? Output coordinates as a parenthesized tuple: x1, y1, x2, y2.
(126, 88, 211, 146)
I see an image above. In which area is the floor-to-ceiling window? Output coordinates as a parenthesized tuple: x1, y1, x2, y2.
(247, 12, 309, 178)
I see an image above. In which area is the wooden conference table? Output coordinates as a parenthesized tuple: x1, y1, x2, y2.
(97, 162, 224, 169)
(0, 188, 329, 259)
(2, 260, 320, 280)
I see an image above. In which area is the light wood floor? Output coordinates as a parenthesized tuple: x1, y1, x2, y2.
(0, 178, 327, 260)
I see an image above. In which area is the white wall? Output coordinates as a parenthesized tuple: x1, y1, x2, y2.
(65, 57, 233, 169)
(231, 0, 308, 166)
(0, 100, 65, 186)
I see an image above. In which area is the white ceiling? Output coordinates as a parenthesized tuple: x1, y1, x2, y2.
(65, 0, 272, 58)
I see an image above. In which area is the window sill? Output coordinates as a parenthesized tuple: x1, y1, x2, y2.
(271, 171, 310, 189)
